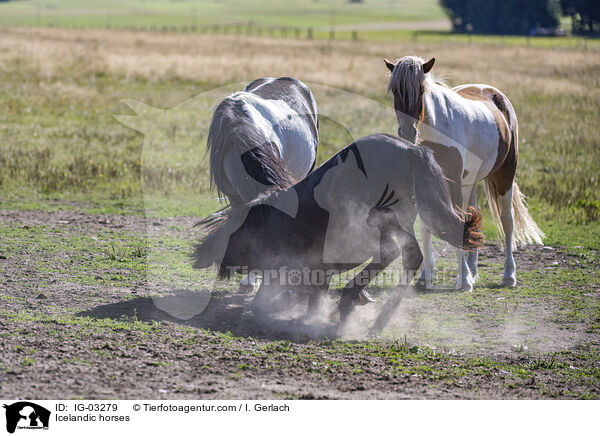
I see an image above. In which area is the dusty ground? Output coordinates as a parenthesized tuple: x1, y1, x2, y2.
(0, 207, 599, 399)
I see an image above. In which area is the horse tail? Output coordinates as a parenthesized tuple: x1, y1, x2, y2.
(207, 95, 296, 204)
(483, 109, 544, 246)
(484, 180, 544, 246)
(191, 207, 231, 272)
(206, 99, 230, 200)
(192, 193, 272, 276)
(412, 147, 483, 250)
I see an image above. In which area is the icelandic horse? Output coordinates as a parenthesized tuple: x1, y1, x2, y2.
(206, 77, 319, 292)
(384, 56, 543, 290)
(193, 134, 483, 322)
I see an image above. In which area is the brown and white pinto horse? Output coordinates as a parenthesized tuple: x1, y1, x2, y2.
(384, 56, 544, 291)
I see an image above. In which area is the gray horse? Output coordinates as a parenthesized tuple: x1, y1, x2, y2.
(194, 133, 482, 322)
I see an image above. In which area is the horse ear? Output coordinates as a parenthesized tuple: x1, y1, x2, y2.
(423, 57, 435, 74)
(383, 58, 396, 73)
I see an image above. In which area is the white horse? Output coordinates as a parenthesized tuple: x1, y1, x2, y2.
(384, 56, 544, 291)
(207, 77, 319, 293)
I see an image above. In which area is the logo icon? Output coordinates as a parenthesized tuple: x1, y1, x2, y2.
(3, 402, 50, 434)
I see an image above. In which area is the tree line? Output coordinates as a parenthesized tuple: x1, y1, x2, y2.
(441, 0, 599, 35)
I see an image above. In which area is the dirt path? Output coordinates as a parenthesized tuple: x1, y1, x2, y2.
(1, 208, 598, 399)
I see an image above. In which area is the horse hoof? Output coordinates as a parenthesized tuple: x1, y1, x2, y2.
(501, 276, 516, 287)
(358, 290, 375, 305)
(415, 278, 435, 290)
(454, 279, 474, 292)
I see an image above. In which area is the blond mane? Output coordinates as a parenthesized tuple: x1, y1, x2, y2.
(386, 56, 429, 117)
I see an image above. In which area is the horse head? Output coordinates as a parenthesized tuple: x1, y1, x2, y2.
(384, 56, 435, 143)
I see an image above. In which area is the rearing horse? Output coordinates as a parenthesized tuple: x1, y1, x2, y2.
(384, 56, 544, 291)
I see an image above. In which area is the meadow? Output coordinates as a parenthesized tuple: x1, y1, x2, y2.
(0, 0, 446, 31)
(0, 23, 599, 399)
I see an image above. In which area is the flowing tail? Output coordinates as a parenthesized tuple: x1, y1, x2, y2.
(191, 208, 230, 271)
(412, 147, 483, 250)
(484, 180, 544, 246)
(207, 96, 296, 204)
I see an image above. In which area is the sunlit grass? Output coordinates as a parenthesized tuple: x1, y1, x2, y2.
(1, 27, 598, 228)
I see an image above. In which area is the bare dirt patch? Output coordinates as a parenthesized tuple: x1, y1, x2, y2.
(1, 207, 598, 399)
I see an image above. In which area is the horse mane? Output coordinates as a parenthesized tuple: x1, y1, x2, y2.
(386, 56, 427, 116)
(388, 55, 451, 104)
(206, 92, 296, 201)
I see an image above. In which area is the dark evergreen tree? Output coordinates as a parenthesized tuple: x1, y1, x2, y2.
(440, 0, 562, 35)
(561, 0, 600, 34)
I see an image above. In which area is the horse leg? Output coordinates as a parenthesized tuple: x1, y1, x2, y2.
(401, 230, 423, 284)
(338, 262, 380, 322)
(371, 229, 422, 334)
(466, 188, 480, 283)
(500, 186, 516, 286)
(416, 226, 434, 288)
(455, 186, 474, 291)
(237, 271, 262, 294)
(338, 235, 401, 322)
(251, 282, 279, 317)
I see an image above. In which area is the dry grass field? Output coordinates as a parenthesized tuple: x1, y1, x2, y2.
(1, 26, 599, 399)
(2, 26, 599, 217)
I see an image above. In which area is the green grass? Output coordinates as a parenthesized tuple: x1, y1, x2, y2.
(1, 0, 596, 49)
(407, 30, 598, 49)
(0, 26, 597, 221)
(0, 0, 446, 29)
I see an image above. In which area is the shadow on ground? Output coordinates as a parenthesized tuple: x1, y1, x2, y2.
(77, 285, 461, 342)
(77, 291, 298, 340)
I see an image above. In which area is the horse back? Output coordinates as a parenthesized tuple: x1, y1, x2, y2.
(453, 84, 518, 190)
(244, 77, 318, 142)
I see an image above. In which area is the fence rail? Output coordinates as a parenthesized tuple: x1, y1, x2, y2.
(5, 21, 598, 49)
(42, 21, 348, 41)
